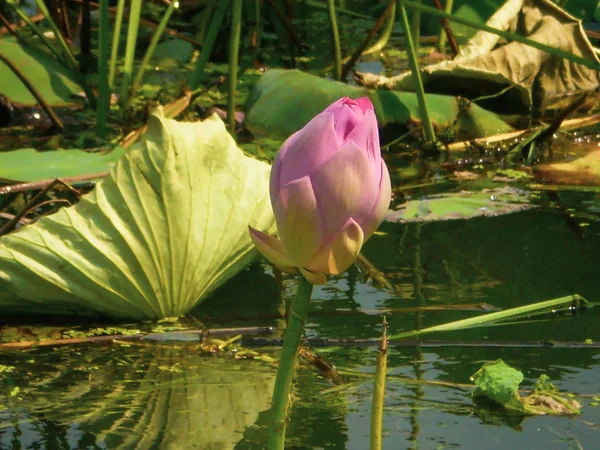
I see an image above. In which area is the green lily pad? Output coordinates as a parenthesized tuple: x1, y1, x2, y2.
(0, 110, 276, 320)
(244, 69, 513, 141)
(386, 186, 534, 222)
(0, 147, 125, 182)
(0, 37, 82, 105)
(471, 359, 581, 415)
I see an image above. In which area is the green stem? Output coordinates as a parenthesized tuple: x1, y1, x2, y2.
(403, 0, 600, 71)
(327, 0, 342, 80)
(228, 0, 243, 135)
(128, 0, 178, 106)
(108, 0, 126, 89)
(410, 0, 421, 52)
(119, 0, 143, 108)
(399, 1, 436, 143)
(188, 0, 230, 90)
(33, 0, 79, 70)
(437, 0, 454, 52)
(370, 316, 388, 450)
(269, 275, 314, 450)
(97, 0, 110, 137)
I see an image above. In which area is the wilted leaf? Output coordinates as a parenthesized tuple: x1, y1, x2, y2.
(0, 110, 276, 320)
(0, 37, 82, 105)
(386, 186, 534, 222)
(472, 359, 581, 415)
(359, 0, 600, 117)
(245, 69, 512, 141)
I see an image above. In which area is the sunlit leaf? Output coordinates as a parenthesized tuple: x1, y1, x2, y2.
(0, 37, 82, 105)
(532, 150, 600, 186)
(0, 110, 276, 319)
(245, 69, 512, 141)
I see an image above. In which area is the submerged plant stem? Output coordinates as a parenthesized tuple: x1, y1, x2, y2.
(327, 0, 342, 80)
(228, 0, 243, 135)
(269, 275, 314, 450)
(399, 1, 436, 143)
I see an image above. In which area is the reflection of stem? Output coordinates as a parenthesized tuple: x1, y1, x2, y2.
(410, 223, 424, 449)
(327, 0, 342, 80)
(269, 275, 314, 450)
(0, 52, 64, 132)
(370, 316, 388, 450)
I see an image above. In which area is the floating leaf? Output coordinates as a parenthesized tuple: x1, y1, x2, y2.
(0, 37, 82, 105)
(0, 110, 276, 320)
(386, 186, 534, 222)
(0, 147, 125, 182)
(532, 150, 600, 186)
(472, 359, 581, 415)
(245, 69, 512, 141)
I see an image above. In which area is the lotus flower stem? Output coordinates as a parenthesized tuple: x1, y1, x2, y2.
(370, 316, 388, 450)
(403, 0, 600, 71)
(436, 0, 458, 55)
(327, 0, 342, 80)
(128, 0, 178, 107)
(189, 0, 229, 90)
(399, 1, 436, 143)
(119, 0, 143, 107)
(108, 0, 125, 89)
(96, 0, 110, 137)
(227, 0, 243, 135)
(269, 275, 314, 450)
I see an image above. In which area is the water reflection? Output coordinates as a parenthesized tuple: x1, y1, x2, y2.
(1, 345, 275, 449)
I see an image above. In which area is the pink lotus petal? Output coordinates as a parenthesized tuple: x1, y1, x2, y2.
(309, 141, 378, 236)
(274, 175, 325, 267)
(299, 267, 327, 285)
(305, 218, 364, 275)
(248, 226, 295, 269)
(273, 112, 339, 198)
(343, 109, 381, 178)
(359, 159, 391, 239)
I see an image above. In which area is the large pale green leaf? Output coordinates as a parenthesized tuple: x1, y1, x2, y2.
(0, 147, 125, 182)
(245, 69, 512, 142)
(0, 110, 276, 319)
(0, 37, 82, 105)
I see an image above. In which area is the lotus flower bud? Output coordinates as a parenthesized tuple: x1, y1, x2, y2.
(249, 97, 391, 284)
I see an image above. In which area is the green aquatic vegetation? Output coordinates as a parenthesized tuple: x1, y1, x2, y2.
(471, 359, 582, 415)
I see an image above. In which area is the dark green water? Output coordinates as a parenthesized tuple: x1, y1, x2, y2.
(1, 187, 599, 449)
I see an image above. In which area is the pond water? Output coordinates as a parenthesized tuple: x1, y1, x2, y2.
(1, 181, 599, 449)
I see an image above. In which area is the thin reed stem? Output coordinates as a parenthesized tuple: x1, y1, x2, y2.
(327, 0, 342, 80)
(108, 0, 126, 88)
(97, 0, 110, 136)
(370, 316, 388, 450)
(227, 0, 243, 135)
(399, 1, 436, 143)
(119, 0, 143, 107)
